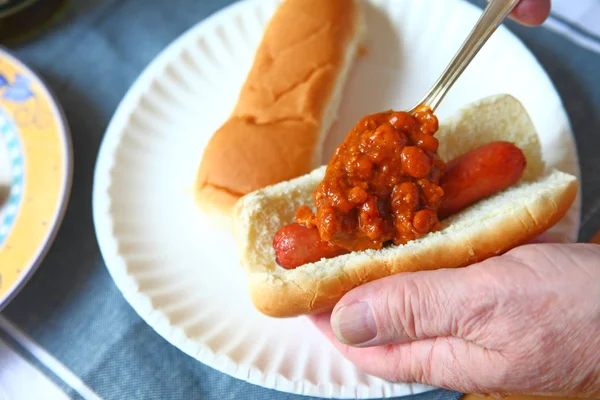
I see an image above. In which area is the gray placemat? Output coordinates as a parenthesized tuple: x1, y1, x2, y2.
(2, 0, 599, 399)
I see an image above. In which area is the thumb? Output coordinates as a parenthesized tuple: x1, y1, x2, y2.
(330, 266, 488, 347)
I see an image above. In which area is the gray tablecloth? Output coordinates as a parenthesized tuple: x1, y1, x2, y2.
(2, 0, 599, 399)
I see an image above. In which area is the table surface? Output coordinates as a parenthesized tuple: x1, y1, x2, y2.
(1, 0, 599, 399)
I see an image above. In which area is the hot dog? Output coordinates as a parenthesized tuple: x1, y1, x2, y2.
(273, 223, 348, 269)
(232, 94, 578, 318)
(273, 141, 527, 269)
(438, 141, 527, 218)
(269, 103, 520, 270)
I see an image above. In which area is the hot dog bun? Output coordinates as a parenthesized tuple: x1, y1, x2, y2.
(195, 0, 367, 228)
(232, 94, 579, 318)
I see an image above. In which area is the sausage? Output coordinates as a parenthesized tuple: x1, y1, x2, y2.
(438, 141, 526, 218)
(273, 223, 349, 270)
(274, 141, 526, 269)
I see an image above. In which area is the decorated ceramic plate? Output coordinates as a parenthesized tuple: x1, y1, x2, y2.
(93, 0, 581, 398)
(0, 47, 72, 310)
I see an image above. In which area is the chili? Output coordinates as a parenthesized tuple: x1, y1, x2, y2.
(295, 105, 446, 252)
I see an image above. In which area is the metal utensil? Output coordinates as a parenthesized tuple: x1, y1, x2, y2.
(408, 0, 520, 114)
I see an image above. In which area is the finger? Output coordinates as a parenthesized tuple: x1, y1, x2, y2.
(509, 0, 552, 27)
(310, 312, 410, 380)
(525, 232, 552, 244)
(310, 312, 402, 379)
(329, 267, 491, 347)
(526, 231, 573, 244)
(310, 313, 507, 395)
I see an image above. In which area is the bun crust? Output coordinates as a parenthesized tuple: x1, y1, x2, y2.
(195, 0, 366, 227)
(232, 94, 579, 318)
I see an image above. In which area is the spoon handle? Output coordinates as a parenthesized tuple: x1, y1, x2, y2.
(410, 0, 520, 114)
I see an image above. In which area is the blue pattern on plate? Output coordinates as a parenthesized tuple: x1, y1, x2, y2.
(0, 108, 25, 247)
(2, 74, 33, 103)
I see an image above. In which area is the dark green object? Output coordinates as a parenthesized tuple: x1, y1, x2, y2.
(0, 0, 68, 46)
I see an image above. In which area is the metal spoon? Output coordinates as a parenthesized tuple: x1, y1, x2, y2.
(408, 0, 520, 114)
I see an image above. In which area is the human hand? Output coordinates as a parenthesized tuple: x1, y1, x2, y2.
(505, 0, 552, 27)
(310, 243, 600, 398)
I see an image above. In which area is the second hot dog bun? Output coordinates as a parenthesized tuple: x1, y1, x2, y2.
(195, 0, 366, 229)
(232, 94, 579, 318)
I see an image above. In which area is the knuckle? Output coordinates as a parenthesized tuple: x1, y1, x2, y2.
(386, 343, 428, 384)
(457, 292, 496, 338)
(455, 265, 503, 338)
(385, 278, 422, 339)
(440, 338, 464, 386)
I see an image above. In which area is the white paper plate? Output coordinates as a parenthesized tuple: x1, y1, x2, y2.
(92, 0, 581, 398)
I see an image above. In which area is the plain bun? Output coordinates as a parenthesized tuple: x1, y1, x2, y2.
(195, 0, 367, 228)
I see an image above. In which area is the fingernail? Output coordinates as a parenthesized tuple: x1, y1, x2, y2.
(331, 302, 377, 345)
